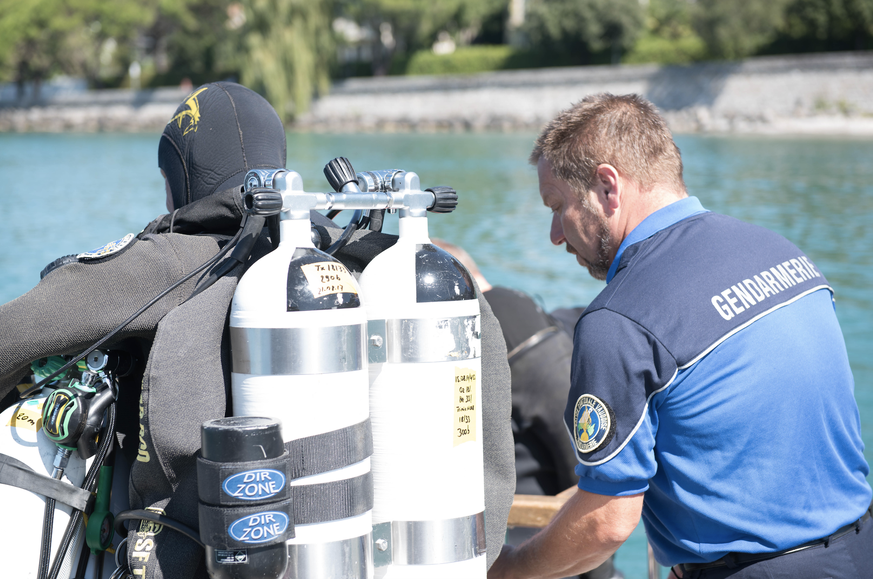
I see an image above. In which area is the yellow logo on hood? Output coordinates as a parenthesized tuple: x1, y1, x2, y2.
(170, 87, 208, 136)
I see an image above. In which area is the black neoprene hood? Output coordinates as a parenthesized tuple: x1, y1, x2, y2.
(158, 82, 286, 210)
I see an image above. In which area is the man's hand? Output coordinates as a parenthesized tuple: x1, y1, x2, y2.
(488, 488, 643, 579)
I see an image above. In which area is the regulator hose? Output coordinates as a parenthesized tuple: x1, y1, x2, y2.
(325, 209, 364, 255)
(37, 496, 54, 579)
(46, 401, 117, 579)
(187, 214, 266, 300)
(114, 510, 203, 548)
(19, 225, 245, 401)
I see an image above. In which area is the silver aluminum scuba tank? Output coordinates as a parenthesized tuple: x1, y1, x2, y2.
(352, 168, 486, 578)
(230, 169, 373, 579)
(0, 389, 89, 579)
(230, 161, 466, 578)
(0, 353, 123, 579)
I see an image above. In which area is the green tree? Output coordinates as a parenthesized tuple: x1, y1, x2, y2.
(339, 0, 506, 75)
(0, 0, 82, 94)
(0, 0, 153, 93)
(777, 0, 873, 52)
(522, 0, 645, 64)
(70, 0, 154, 86)
(624, 0, 708, 64)
(692, 0, 790, 59)
(144, 0, 239, 87)
(238, 0, 334, 120)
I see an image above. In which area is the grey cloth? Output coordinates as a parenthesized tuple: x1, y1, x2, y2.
(0, 232, 225, 397)
(477, 284, 516, 568)
(0, 203, 514, 576)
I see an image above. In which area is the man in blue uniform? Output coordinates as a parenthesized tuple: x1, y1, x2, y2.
(488, 93, 872, 579)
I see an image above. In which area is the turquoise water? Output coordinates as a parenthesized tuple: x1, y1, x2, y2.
(1, 132, 872, 578)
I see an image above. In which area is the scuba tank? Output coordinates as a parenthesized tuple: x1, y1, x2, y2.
(0, 386, 88, 579)
(0, 352, 123, 579)
(230, 161, 464, 578)
(230, 168, 374, 579)
(350, 166, 486, 578)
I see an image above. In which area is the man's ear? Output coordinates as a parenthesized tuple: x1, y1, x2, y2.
(594, 164, 621, 213)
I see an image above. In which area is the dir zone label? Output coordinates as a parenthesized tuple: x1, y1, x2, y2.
(228, 512, 289, 544)
(223, 469, 286, 501)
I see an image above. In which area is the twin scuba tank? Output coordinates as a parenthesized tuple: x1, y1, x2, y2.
(0, 157, 486, 579)
(226, 158, 486, 578)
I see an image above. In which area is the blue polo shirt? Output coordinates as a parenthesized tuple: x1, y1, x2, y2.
(565, 197, 871, 566)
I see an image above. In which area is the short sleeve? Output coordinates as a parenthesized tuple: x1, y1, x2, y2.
(563, 308, 677, 493)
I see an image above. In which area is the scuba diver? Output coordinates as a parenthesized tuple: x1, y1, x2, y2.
(0, 82, 515, 579)
(431, 239, 623, 579)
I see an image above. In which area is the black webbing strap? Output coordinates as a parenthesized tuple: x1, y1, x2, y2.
(284, 419, 372, 480)
(0, 452, 92, 512)
(198, 498, 294, 549)
(291, 471, 373, 525)
(507, 325, 561, 365)
(197, 451, 291, 506)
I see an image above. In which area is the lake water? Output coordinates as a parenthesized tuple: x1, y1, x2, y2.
(1, 131, 872, 578)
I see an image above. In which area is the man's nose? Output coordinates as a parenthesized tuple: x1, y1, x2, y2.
(550, 213, 565, 246)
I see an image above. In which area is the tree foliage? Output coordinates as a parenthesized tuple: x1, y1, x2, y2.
(522, 0, 645, 63)
(692, 0, 791, 60)
(238, 0, 334, 120)
(0, 0, 78, 87)
(3, 0, 873, 111)
(624, 0, 707, 64)
(339, 0, 506, 75)
(776, 0, 873, 51)
(0, 0, 151, 90)
(145, 0, 239, 86)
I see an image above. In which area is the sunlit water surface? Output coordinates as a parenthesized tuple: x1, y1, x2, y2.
(1, 132, 872, 578)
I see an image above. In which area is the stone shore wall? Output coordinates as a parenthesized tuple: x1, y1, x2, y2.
(2, 51, 873, 135)
(0, 87, 188, 132)
(298, 51, 873, 135)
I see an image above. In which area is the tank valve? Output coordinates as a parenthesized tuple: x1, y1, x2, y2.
(426, 186, 458, 213)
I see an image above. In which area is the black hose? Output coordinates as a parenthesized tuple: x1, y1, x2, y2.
(19, 226, 244, 401)
(109, 538, 129, 579)
(114, 510, 203, 548)
(37, 495, 54, 579)
(187, 214, 265, 300)
(74, 530, 91, 579)
(47, 401, 117, 579)
(325, 209, 363, 255)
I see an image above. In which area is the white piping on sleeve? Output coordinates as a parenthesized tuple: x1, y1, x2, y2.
(571, 285, 832, 467)
(678, 285, 832, 370)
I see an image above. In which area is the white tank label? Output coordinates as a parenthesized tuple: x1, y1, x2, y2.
(6, 400, 43, 432)
(300, 262, 357, 298)
(454, 368, 477, 447)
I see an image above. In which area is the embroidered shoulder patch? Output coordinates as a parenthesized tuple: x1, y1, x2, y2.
(573, 394, 614, 453)
(77, 233, 135, 260)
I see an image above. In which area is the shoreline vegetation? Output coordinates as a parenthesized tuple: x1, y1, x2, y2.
(2, 52, 872, 136)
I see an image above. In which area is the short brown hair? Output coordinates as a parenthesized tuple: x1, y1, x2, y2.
(530, 93, 685, 196)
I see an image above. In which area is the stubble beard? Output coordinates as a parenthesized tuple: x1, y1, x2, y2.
(573, 201, 612, 281)
(587, 215, 612, 281)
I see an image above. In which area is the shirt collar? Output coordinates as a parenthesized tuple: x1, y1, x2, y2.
(605, 196, 708, 283)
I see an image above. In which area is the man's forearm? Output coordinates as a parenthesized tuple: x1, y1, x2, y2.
(488, 489, 643, 579)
